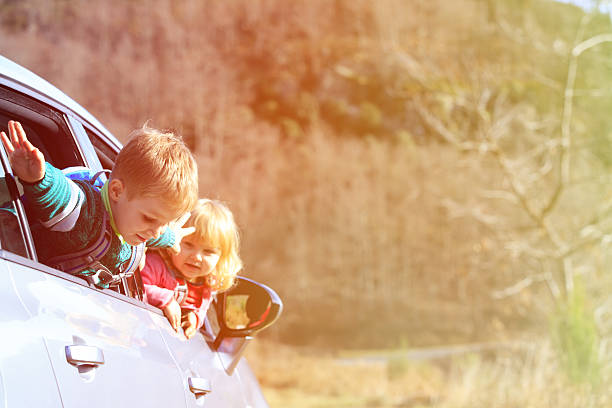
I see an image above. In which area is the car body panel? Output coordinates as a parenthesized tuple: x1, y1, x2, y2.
(0, 253, 63, 408)
(151, 312, 250, 407)
(8, 255, 189, 408)
(235, 358, 271, 408)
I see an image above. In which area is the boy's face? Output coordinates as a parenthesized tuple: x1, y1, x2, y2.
(108, 179, 181, 245)
(170, 235, 221, 281)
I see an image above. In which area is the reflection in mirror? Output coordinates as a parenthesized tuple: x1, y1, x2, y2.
(225, 293, 271, 330)
(212, 277, 282, 352)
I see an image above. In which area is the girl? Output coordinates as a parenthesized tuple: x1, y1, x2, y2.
(141, 199, 242, 338)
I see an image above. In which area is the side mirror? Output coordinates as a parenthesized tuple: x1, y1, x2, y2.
(212, 276, 282, 350)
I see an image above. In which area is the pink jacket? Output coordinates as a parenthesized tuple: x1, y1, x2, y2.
(140, 252, 213, 330)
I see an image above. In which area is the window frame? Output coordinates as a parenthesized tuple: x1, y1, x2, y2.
(0, 147, 35, 259)
(0, 80, 142, 304)
(0, 66, 185, 317)
(0, 88, 91, 261)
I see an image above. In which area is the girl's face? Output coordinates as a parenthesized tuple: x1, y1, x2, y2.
(170, 235, 221, 281)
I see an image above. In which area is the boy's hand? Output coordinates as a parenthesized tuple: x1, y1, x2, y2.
(169, 212, 195, 255)
(181, 311, 198, 339)
(163, 299, 182, 332)
(0, 121, 45, 183)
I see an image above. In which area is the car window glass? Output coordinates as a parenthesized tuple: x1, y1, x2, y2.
(86, 129, 117, 170)
(0, 86, 83, 169)
(0, 86, 85, 261)
(0, 167, 27, 257)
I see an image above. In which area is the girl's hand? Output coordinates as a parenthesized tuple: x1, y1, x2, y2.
(163, 299, 182, 332)
(169, 212, 195, 255)
(181, 311, 198, 339)
(1, 121, 45, 183)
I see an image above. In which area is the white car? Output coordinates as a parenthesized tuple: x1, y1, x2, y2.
(0, 54, 281, 408)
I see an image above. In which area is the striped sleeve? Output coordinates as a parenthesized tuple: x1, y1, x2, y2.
(22, 162, 85, 232)
(146, 227, 175, 249)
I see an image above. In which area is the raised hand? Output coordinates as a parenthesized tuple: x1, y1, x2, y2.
(0, 121, 45, 183)
(169, 212, 195, 255)
(163, 298, 182, 333)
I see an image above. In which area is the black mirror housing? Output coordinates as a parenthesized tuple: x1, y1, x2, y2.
(212, 277, 282, 350)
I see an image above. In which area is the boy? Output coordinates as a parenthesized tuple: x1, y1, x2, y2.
(0, 120, 198, 288)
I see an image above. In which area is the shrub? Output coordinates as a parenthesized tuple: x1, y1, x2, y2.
(551, 281, 601, 386)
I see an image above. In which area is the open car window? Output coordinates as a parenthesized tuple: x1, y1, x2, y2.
(0, 87, 144, 302)
(0, 86, 85, 261)
(0, 163, 28, 257)
(0, 86, 83, 169)
(87, 128, 117, 171)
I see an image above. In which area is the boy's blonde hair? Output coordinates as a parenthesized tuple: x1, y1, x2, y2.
(164, 199, 242, 292)
(111, 124, 198, 214)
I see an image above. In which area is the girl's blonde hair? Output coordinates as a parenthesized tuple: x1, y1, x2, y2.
(163, 199, 242, 292)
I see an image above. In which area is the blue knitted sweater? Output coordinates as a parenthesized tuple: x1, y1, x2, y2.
(23, 162, 174, 285)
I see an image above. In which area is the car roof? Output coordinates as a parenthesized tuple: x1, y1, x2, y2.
(0, 55, 121, 147)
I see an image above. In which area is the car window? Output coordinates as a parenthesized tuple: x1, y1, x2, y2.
(87, 128, 117, 170)
(0, 86, 83, 169)
(0, 86, 86, 260)
(0, 167, 27, 257)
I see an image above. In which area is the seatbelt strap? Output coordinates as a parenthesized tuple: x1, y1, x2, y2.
(174, 277, 188, 305)
(47, 211, 112, 274)
(120, 242, 146, 277)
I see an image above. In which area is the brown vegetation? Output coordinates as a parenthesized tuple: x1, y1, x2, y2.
(246, 339, 611, 407)
(2, 0, 612, 360)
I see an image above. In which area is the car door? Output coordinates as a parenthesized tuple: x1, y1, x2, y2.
(152, 305, 250, 407)
(0, 168, 63, 408)
(9, 260, 189, 408)
(0, 83, 189, 408)
(158, 277, 283, 408)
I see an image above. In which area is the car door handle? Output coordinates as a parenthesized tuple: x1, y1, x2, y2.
(188, 377, 211, 396)
(65, 345, 105, 366)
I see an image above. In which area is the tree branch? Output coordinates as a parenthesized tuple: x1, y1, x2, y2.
(491, 272, 551, 299)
